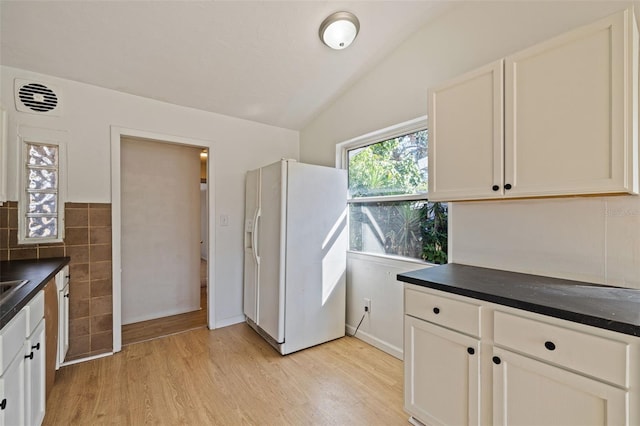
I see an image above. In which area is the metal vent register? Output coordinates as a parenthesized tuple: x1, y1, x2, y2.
(15, 79, 61, 115)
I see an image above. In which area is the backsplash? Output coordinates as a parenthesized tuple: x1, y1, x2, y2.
(450, 195, 640, 289)
(0, 201, 113, 360)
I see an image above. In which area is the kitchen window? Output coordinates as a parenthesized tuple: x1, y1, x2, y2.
(338, 118, 447, 264)
(18, 132, 65, 244)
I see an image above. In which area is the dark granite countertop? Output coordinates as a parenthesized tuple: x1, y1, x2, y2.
(0, 257, 70, 328)
(398, 263, 640, 337)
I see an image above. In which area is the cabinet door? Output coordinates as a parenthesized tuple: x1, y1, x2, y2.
(505, 9, 637, 197)
(0, 346, 25, 426)
(57, 283, 69, 368)
(493, 348, 628, 426)
(404, 315, 480, 426)
(25, 320, 45, 426)
(428, 60, 504, 201)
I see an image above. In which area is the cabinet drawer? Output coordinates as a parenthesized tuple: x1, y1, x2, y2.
(0, 310, 26, 373)
(494, 311, 629, 387)
(24, 290, 44, 337)
(405, 288, 481, 337)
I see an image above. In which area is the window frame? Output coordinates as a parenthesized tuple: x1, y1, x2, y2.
(0, 106, 7, 203)
(17, 127, 66, 245)
(336, 116, 434, 262)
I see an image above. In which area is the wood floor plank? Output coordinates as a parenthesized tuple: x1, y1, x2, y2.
(43, 323, 407, 425)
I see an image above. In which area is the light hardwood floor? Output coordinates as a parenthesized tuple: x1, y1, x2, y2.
(44, 324, 407, 425)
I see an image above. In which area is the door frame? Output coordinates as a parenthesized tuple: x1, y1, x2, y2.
(110, 126, 216, 353)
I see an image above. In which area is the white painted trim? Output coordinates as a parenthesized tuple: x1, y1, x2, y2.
(60, 351, 113, 366)
(16, 126, 68, 244)
(347, 250, 431, 267)
(347, 193, 428, 204)
(110, 129, 122, 352)
(110, 126, 216, 353)
(346, 325, 403, 360)
(122, 305, 203, 326)
(0, 107, 7, 203)
(215, 314, 246, 329)
(447, 202, 455, 264)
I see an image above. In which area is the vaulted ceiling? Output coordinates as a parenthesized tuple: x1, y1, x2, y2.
(0, 1, 452, 130)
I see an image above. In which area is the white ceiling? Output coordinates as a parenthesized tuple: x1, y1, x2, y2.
(0, 1, 451, 130)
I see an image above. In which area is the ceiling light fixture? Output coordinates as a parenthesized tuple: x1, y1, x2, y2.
(319, 11, 360, 50)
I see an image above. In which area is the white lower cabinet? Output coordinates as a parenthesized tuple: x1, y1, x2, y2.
(55, 267, 69, 369)
(0, 290, 46, 426)
(404, 284, 638, 426)
(0, 309, 27, 426)
(0, 343, 25, 426)
(24, 320, 45, 426)
(404, 315, 480, 426)
(492, 347, 628, 426)
(404, 288, 482, 426)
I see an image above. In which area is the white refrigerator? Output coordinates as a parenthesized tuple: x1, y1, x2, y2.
(243, 159, 347, 355)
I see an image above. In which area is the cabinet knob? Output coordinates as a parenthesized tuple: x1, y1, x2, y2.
(433, 307, 440, 314)
(504, 183, 512, 190)
(544, 341, 556, 351)
(0, 398, 6, 410)
(492, 185, 500, 191)
(25, 352, 34, 360)
(467, 347, 475, 355)
(492, 356, 501, 365)
(64, 293, 70, 298)
(32, 343, 40, 351)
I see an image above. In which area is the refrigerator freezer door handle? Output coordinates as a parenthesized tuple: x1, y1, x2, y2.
(253, 208, 261, 264)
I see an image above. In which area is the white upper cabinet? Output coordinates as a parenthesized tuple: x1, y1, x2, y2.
(428, 61, 504, 200)
(428, 8, 638, 201)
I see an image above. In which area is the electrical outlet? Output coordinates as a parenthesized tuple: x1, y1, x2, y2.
(364, 298, 371, 313)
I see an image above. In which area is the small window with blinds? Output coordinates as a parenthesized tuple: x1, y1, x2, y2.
(19, 142, 64, 243)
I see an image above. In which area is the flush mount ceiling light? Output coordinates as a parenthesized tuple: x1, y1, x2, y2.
(319, 11, 360, 50)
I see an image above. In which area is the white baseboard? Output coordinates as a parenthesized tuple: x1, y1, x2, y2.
(345, 325, 403, 360)
(60, 351, 114, 366)
(215, 314, 246, 329)
(123, 304, 201, 325)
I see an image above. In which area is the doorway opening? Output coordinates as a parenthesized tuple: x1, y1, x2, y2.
(120, 138, 207, 345)
(110, 127, 214, 352)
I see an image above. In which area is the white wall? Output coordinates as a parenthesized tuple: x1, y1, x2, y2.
(1, 65, 299, 328)
(300, 1, 640, 356)
(121, 138, 201, 324)
(450, 197, 640, 288)
(347, 252, 430, 359)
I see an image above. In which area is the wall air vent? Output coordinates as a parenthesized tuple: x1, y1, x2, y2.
(14, 79, 62, 116)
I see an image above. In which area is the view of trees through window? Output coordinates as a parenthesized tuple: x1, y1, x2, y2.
(347, 129, 448, 264)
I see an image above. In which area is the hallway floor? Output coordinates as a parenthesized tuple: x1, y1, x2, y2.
(121, 259, 208, 346)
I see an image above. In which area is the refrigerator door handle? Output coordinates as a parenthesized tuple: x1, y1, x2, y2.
(253, 208, 261, 264)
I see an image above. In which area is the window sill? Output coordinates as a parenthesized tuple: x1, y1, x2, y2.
(347, 250, 438, 267)
(18, 237, 64, 245)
